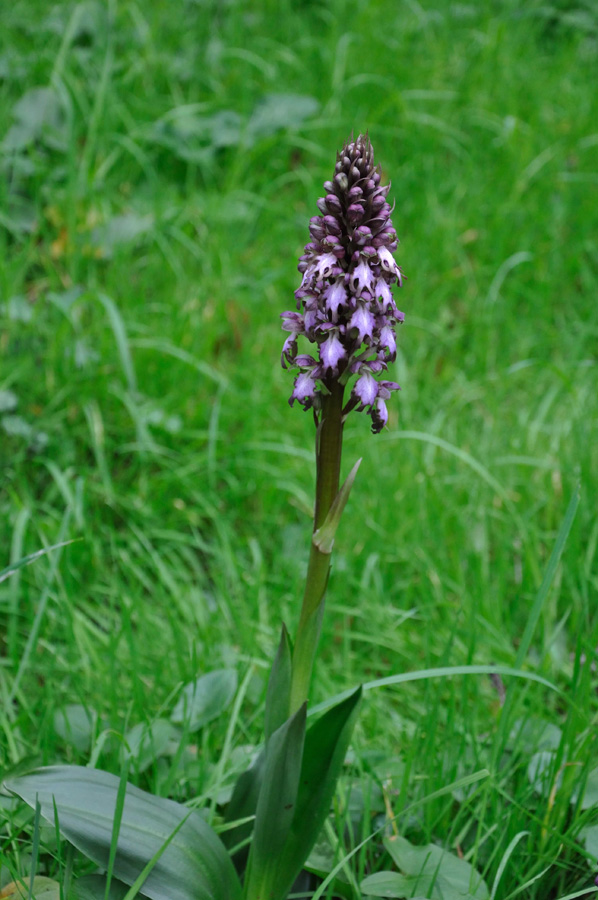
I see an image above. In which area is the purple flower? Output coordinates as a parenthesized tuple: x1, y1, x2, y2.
(379, 325, 396, 361)
(324, 280, 347, 319)
(349, 304, 375, 344)
(290, 371, 317, 407)
(351, 260, 375, 295)
(353, 371, 378, 407)
(320, 331, 346, 373)
(281, 134, 405, 431)
(371, 398, 388, 433)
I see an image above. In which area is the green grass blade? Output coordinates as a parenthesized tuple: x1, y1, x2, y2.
(489, 831, 529, 900)
(308, 665, 559, 718)
(0, 539, 76, 586)
(515, 486, 580, 668)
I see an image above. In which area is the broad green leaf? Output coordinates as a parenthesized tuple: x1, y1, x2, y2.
(0, 193, 37, 234)
(507, 717, 562, 753)
(222, 751, 264, 873)
(383, 835, 489, 900)
(582, 824, 598, 859)
(244, 704, 306, 900)
(0, 389, 18, 413)
(271, 688, 362, 899)
(360, 871, 417, 897)
(527, 751, 561, 797)
(264, 624, 292, 741)
(571, 766, 598, 810)
(91, 214, 155, 258)
(148, 110, 241, 164)
(73, 875, 130, 900)
(5, 766, 242, 900)
(247, 94, 320, 139)
(121, 719, 178, 773)
(309, 772, 489, 900)
(2, 87, 68, 152)
(171, 669, 237, 731)
(305, 839, 353, 900)
(0, 877, 60, 900)
(53, 704, 95, 753)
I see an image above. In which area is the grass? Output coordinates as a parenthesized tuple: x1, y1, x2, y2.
(1, 0, 597, 896)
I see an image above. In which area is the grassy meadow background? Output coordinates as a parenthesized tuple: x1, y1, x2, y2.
(1, 0, 598, 896)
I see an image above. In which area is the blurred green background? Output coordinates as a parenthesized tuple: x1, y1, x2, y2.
(1, 0, 597, 895)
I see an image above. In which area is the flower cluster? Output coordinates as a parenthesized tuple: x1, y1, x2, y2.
(281, 134, 404, 433)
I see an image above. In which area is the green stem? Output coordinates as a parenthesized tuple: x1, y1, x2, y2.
(289, 380, 345, 714)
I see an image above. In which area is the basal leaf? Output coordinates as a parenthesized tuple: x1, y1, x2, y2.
(264, 624, 293, 741)
(360, 871, 415, 897)
(247, 94, 320, 139)
(171, 669, 237, 731)
(5, 766, 242, 900)
(571, 766, 598, 810)
(270, 688, 362, 899)
(244, 705, 306, 900)
(583, 824, 598, 859)
(0, 877, 61, 900)
(305, 839, 354, 900)
(383, 835, 489, 900)
(3, 86, 68, 152)
(72, 875, 130, 900)
(53, 704, 95, 753)
(122, 719, 178, 773)
(527, 750, 560, 797)
(222, 751, 264, 874)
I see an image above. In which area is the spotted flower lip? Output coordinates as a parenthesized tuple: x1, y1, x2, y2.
(281, 134, 404, 433)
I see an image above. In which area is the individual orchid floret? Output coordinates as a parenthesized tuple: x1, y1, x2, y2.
(281, 133, 405, 433)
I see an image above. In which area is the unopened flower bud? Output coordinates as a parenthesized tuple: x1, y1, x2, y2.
(325, 194, 342, 214)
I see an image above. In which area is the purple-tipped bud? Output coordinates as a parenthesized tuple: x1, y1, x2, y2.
(322, 215, 342, 234)
(325, 194, 342, 214)
(354, 225, 372, 246)
(347, 203, 365, 225)
(281, 133, 405, 430)
(371, 194, 386, 213)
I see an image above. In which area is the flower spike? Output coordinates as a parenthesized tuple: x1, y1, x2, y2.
(281, 134, 405, 433)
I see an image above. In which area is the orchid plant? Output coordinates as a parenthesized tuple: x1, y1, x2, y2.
(5, 132, 405, 900)
(5, 135, 559, 900)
